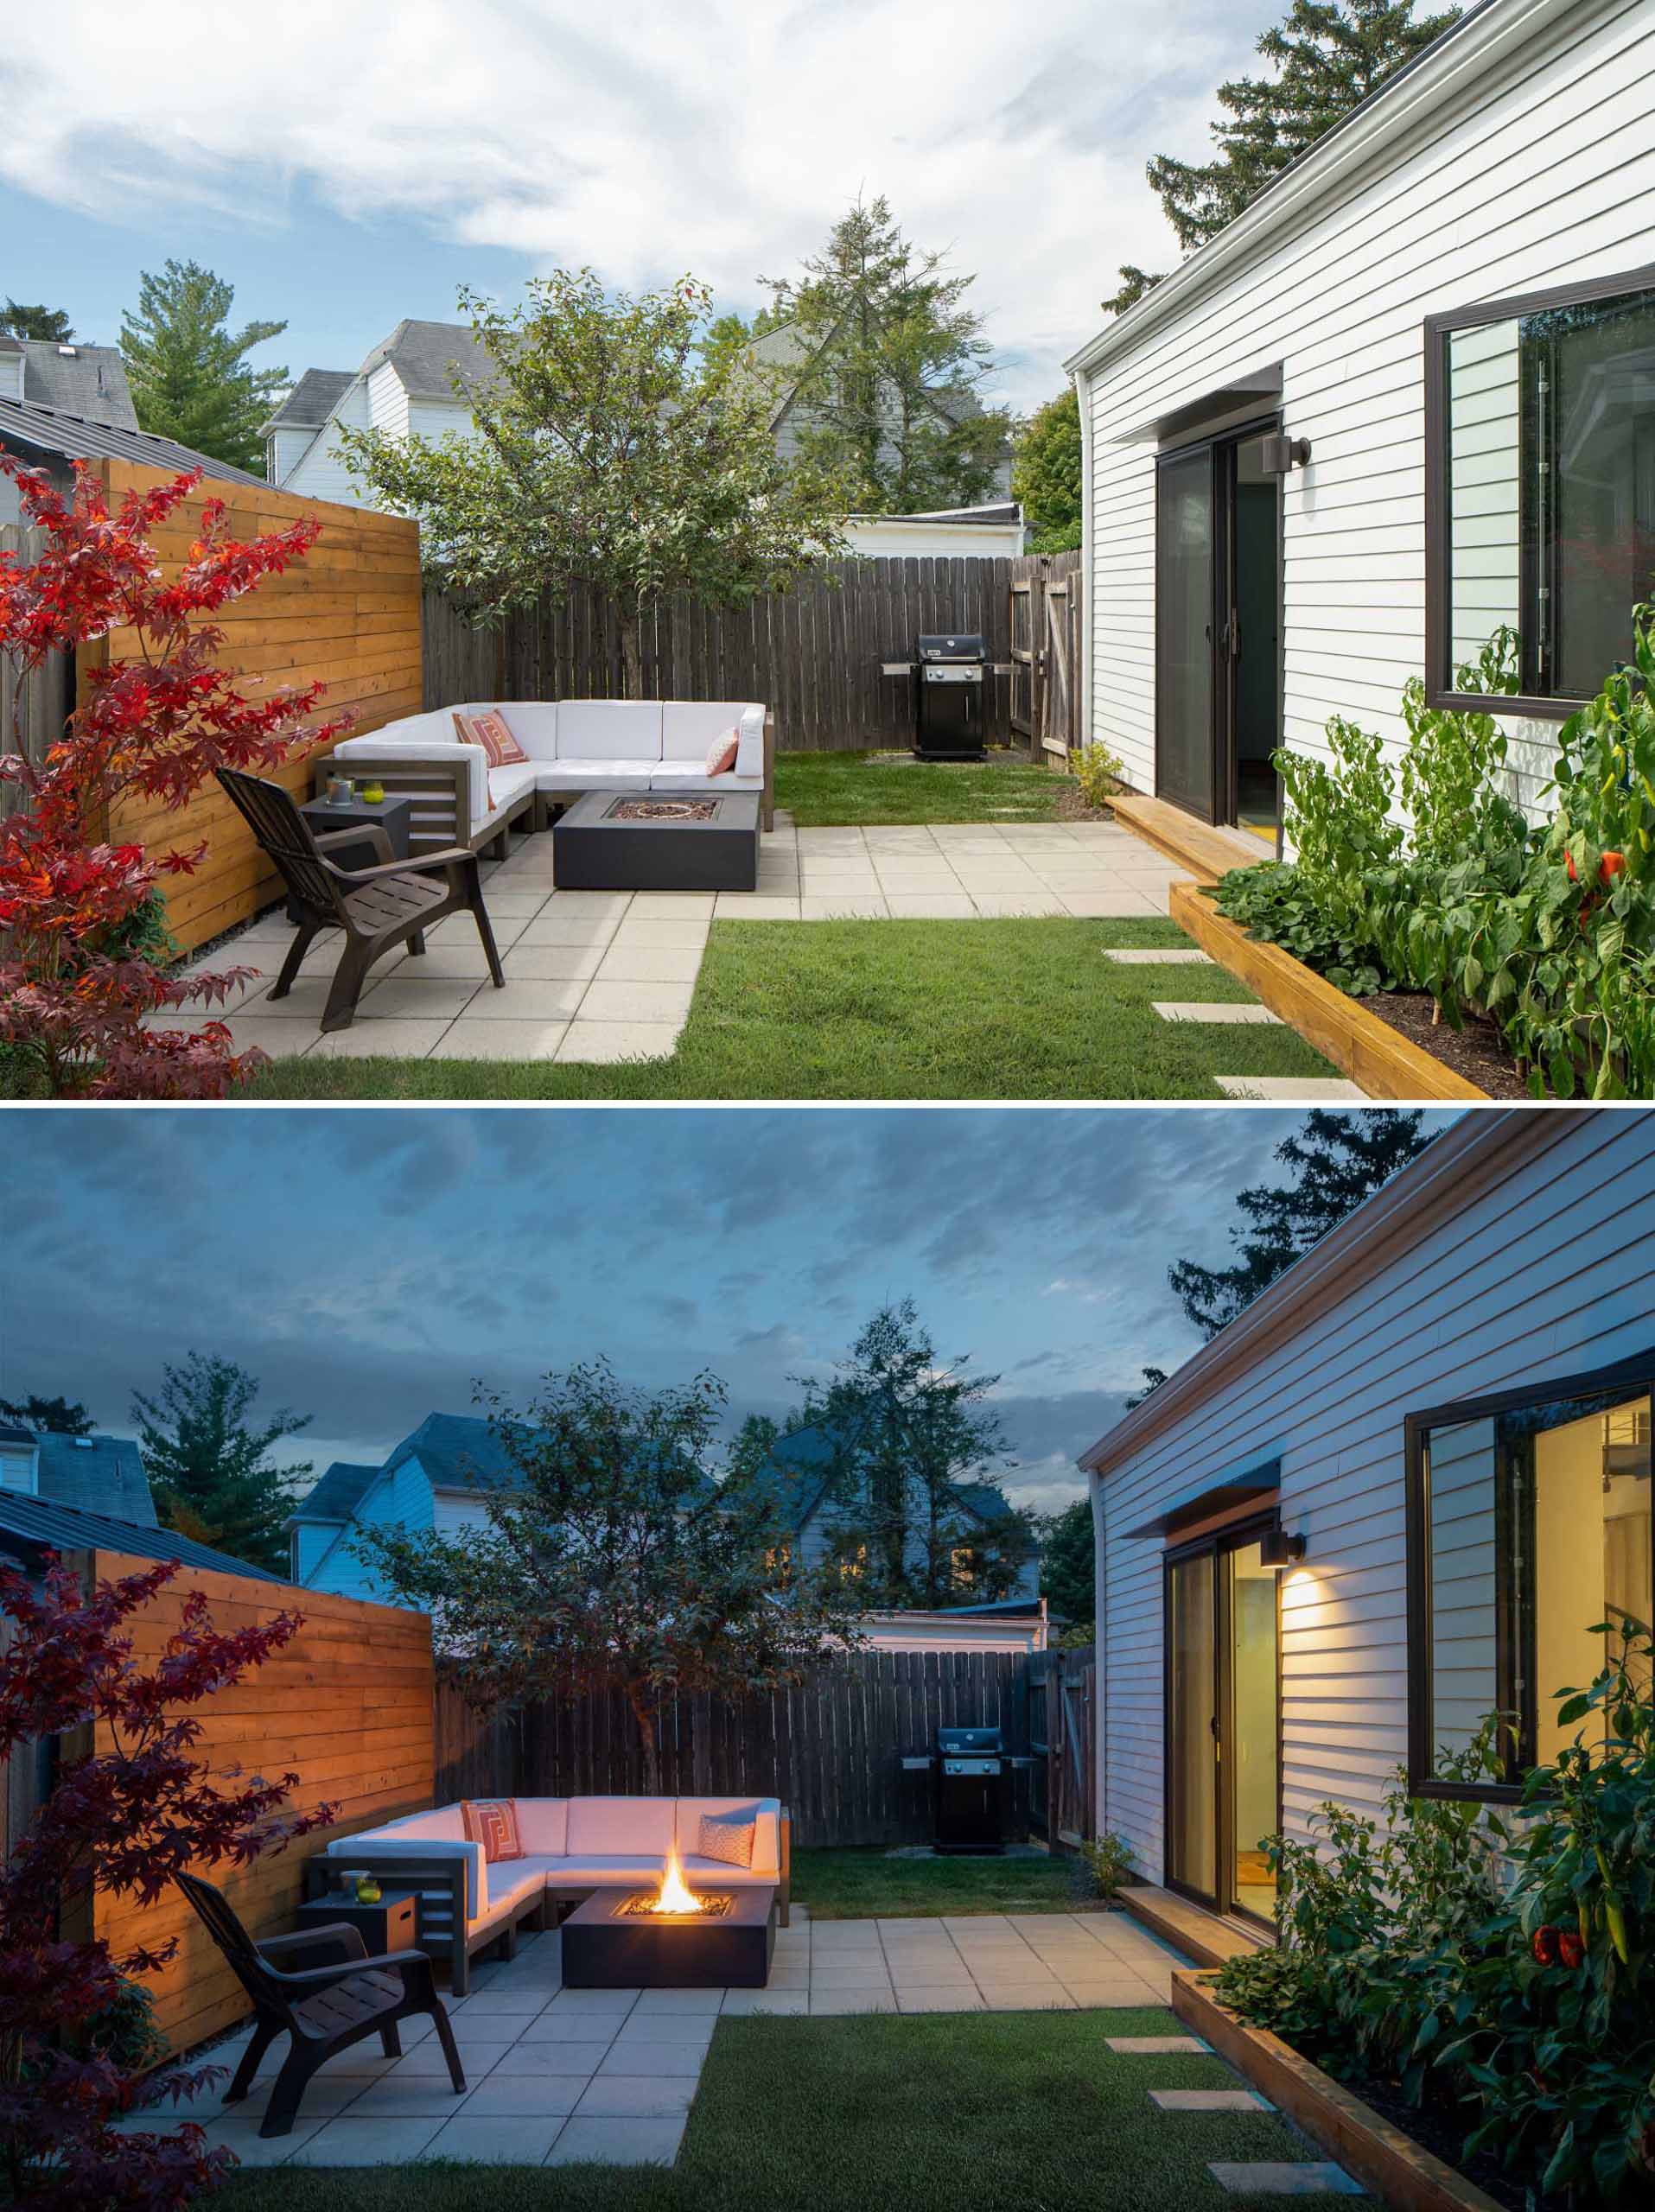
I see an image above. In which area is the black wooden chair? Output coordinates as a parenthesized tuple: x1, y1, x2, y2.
(175, 1872, 466, 2139)
(216, 768, 506, 1033)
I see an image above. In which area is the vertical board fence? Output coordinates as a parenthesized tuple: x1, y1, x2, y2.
(86, 1554, 435, 2055)
(435, 1649, 1038, 1847)
(0, 525, 73, 804)
(82, 466, 423, 953)
(1027, 1644, 1097, 1852)
(423, 550, 1083, 757)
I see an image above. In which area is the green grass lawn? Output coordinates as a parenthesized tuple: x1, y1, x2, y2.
(790, 1846, 1099, 1919)
(247, 918, 1338, 1101)
(217, 2008, 1361, 2212)
(775, 747, 1077, 826)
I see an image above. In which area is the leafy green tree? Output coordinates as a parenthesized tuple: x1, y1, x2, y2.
(2, 302, 73, 343)
(761, 197, 1012, 513)
(1011, 387, 1082, 551)
(355, 1362, 866, 1790)
(130, 1352, 311, 1575)
(0, 1393, 94, 1435)
(1149, 1, 1461, 250)
(1102, 267, 1163, 319)
(700, 305, 781, 378)
(119, 260, 288, 473)
(807, 1300, 1034, 1609)
(341, 271, 847, 697)
(1039, 1497, 1094, 1629)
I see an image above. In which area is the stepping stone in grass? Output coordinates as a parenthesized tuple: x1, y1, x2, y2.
(1153, 1001, 1282, 1024)
(1149, 2088, 1270, 2112)
(1215, 1077, 1366, 1100)
(1102, 949, 1214, 965)
(1105, 2036, 1208, 2055)
(1208, 2163, 1367, 2196)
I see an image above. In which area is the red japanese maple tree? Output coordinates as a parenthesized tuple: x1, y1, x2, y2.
(0, 1554, 340, 2210)
(0, 457, 347, 1097)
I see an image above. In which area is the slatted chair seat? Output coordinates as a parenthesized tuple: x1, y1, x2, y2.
(217, 767, 506, 1032)
(175, 1872, 466, 2139)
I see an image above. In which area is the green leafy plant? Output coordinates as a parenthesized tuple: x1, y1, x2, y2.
(1398, 628, 1524, 862)
(1071, 741, 1124, 810)
(1081, 1832, 1135, 1903)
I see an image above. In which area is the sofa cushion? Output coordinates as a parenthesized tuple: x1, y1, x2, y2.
(487, 760, 538, 811)
(538, 760, 658, 788)
(477, 1857, 543, 1916)
(675, 1796, 781, 1878)
(513, 1800, 569, 1856)
(649, 766, 763, 793)
(696, 1807, 755, 1869)
(678, 1856, 779, 1887)
(565, 1796, 676, 1857)
(373, 1806, 468, 1843)
(555, 702, 664, 760)
(500, 703, 558, 760)
(704, 724, 742, 779)
(457, 708, 529, 768)
(543, 1854, 678, 1885)
(661, 702, 761, 763)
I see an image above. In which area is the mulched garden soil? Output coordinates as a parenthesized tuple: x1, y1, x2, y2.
(1053, 789, 1114, 822)
(1338, 2067, 1531, 2212)
(1361, 989, 1530, 1099)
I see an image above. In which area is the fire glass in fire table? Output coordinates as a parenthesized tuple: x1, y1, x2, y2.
(559, 1884, 777, 1988)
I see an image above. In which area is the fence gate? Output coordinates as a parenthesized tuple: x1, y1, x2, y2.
(1039, 570, 1082, 760)
(1027, 1644, 1095, 1853)
(1009, 578, 1039, 746)
(1006, 550, 1083, 764)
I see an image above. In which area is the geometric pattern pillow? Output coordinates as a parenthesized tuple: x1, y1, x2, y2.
(454, 708, 529, 768)
(703, 723, 741, 779)
(697, 1808, 757, 1869)
(461, 1796, 524, 1863)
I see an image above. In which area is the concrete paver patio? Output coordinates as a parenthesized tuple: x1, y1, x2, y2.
(151, 1908, 1192, 2169)
(150, 815, 1195, 1065)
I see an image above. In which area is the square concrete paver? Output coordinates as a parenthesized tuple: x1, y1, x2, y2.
(1209, 2163, 1367, 2196)
(290, 2115, 446, 2165)
(548, 2116, 688, 2165)
(423, 2116, 569, 2164)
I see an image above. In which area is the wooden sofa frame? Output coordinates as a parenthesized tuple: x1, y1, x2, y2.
(307, 1806, 791, 1996)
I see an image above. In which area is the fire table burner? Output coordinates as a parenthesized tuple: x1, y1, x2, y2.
(560, 1885, 776, 1987)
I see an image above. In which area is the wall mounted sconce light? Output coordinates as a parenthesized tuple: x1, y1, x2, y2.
(1260, 1527, 1308, 1571)
(1259, 434, 1312, 476)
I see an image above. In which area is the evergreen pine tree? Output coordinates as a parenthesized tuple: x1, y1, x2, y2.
(130, 1352, 310, 1575)
(0, 1393, 94, 1435)
(2, 301, 74, 343)
(119, 262, 288, 472)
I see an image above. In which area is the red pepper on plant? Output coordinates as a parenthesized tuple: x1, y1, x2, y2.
(1556, 1928, 1586, 1971)
(0, 457, 348, 1097)
(0, 1554, 340, 2211)
(1531, 1923, 1561, 1967)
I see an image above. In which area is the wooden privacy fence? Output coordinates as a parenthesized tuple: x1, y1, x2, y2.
(1027, 1645, 1097, 1852)
(436, 1649, 1037, 1847)
(423, 549, 1084, 756)
(80, 1554, 435, 2055)
(79, 465, 423, 953)
(1009, 553, 1084, 760)
(1, 524, 74, 799)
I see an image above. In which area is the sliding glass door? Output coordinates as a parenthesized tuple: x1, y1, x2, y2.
(1155, 448, 1218, 820)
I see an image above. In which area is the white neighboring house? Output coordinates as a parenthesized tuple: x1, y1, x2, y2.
(1063, 0, 1655, 845)
(263, 321, 495, 509)
(1080, 1107, 1654, 1934)
(843, 501, 1026, 560)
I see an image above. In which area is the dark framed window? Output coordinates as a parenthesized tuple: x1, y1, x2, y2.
(1404, 1351, 1654, 1802)
(1424, 264, 1655, 719)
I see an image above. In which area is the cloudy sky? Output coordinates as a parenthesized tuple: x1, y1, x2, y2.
(0, 0, 1278, 414)
(2, 1107, 1455, 1517)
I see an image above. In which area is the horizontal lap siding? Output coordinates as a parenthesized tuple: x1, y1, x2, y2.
(87, 1554, 435, 2056)
(1096, 1111, 1655, 1885)
(91, 463, 423, 950)
(1083, 0, 1655, 817)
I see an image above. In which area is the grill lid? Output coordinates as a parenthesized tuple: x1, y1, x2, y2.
(936, 1725, 1003, 1755)
(917, 632, 986, 661)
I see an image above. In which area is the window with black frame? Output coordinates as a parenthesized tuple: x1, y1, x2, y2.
(1413, 1376, 1652, 1796)
(1431, 269, 1655, 711)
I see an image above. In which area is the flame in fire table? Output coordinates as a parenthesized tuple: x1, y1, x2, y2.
(652, 1842, 704, 1916)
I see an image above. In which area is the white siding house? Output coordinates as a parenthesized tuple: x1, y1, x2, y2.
(1080, 1107, 1654, 1932)
(286, 1417, 509, 1605)
(1064, 0, 1655, 839)
(265, 321, 496, 512)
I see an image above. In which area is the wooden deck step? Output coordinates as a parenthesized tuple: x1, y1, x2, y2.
(1119, 1885, 1270, 1969)
(1109, 795, 1264, 885)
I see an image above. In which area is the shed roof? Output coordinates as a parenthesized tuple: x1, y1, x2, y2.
(0, 1490, 280, 1584)
(0, 396, 266, 486)
(35, 1431, 156, 1524)
(264, 367, 353, 432)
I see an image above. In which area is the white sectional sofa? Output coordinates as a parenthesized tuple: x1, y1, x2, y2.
(309, 1795, 789, 1992)
(327, 700, 773, 860)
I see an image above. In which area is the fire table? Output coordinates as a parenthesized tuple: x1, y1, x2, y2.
(560, 1884, 777, 1988)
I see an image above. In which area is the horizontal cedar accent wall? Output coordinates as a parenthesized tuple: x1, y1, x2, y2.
(87, 464, 422, 954)
(87, 1552, 434, 2057)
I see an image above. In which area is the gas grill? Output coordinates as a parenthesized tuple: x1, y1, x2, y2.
(933, 1724, 1007, 1854)
(913, 632, 988, 761)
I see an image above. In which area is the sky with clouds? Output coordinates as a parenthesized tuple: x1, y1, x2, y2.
(1, 1107, 1455, 1518)
(0, 0, 1280, 415)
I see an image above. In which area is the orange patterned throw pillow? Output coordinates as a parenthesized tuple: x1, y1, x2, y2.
(461, 1797, 524, 1863)
(703, 723, 741, 779)
(453, 709, 529, 769)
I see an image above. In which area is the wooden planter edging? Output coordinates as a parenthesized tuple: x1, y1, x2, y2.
(1168, 882, 1489, 1102)
(1172, 1970, 1505, 2212)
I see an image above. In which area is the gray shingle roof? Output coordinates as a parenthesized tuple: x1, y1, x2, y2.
(289, 1459, 381, 1526)
(0, 1490, 280, 1584)
(264, 367, 353, 432)
(362, 320, 498, 403)
(742, 1417, 1019, 1537)
(0, 396, 265, 486)
(384, 1410, 718, 1505)
(21, 342, 137, 429)
(35, 1432, 156, 1524)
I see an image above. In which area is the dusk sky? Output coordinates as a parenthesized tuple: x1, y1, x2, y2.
(3, 1108, 1456, 1517)
(1, 0, 1279, 414)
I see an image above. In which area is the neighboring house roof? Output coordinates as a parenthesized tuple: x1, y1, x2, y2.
(19, 341, 137, 429)
(894, 500, 1022, 525)
(360, 320, 497, 403)
(288, 1459, 382, 1527)
(930, 1595, 1047, 1618)
(0, 1420, 34, 1446)
(346, 1410, 720, 1510)
(264, 367, 353, 433)
(744, 1416, 1021, 1538)
(0, 1489, 280, 1584)
(34, 1431, 156, 1524)
(0, 396, 266, 486)
(742, 316, 994, 440)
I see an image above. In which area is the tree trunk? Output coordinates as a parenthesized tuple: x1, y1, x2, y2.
(628, 1690, 660, 1795)
(615, 607, 642, 701)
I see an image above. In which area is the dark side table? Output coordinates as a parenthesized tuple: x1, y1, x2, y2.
(294, 1885, 421, 1960)
(292, 791, 416, 920)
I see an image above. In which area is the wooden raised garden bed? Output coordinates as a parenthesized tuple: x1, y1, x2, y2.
(1172, 1970, 1505, 2212)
